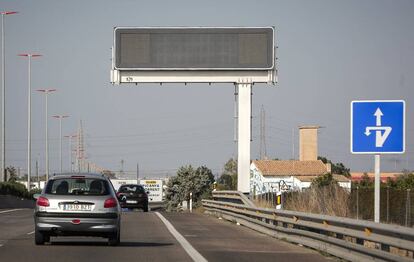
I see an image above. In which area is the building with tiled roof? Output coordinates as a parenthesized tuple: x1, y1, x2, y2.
(252, 160, 328, 176)
(249, 125, 351, 195)
(250, 160, 351, 195)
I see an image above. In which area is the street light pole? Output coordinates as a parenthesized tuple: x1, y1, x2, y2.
(64, 134, 76, 172)
(52, 115, 69, 173)
(1, 11, 17, 182)
(19, 53, 41, 189)
(36, 89, 56, 181)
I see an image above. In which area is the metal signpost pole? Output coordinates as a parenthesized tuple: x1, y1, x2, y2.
(374, 154, 381, 223)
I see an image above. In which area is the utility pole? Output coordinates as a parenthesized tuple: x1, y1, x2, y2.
(64, 134, 76, 172)
(120, 159, 124, 177)
(136, 163, 139, 183)
(259, 105, 267, 160)
(76, 120, 85, 172)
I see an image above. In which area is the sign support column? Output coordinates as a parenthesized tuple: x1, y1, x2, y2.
(374, 154, 381, 223)
(237, 81, 251, 193)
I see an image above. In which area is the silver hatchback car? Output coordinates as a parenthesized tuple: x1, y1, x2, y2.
(34, 173, 121, 246)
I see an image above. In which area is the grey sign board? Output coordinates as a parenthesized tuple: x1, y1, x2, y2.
(114, 27, 274, 70)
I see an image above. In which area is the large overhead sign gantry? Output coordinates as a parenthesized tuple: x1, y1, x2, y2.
(110, 27, 277, 193)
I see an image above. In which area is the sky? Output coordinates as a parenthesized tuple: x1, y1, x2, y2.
(1, 0, 413, 178)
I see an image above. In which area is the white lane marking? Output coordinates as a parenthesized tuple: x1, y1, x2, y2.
(155, 212, 208, 262)
(0, 208, 25, 214)
(27, 231, 35, 235)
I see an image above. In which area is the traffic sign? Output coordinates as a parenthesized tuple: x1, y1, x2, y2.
(351, 100, 405, 154)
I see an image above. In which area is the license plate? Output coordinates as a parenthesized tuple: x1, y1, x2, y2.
(63, 204, 92, 211)
(126, 200, 137, 204)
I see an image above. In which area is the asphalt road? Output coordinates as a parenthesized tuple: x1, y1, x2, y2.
(0, 209, 332, 262)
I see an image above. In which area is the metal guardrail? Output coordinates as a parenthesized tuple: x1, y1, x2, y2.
(202, 191, 414, 262)
(210, 190, 255, 207)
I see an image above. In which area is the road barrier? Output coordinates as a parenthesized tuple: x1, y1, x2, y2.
(202, 191, 414, 262)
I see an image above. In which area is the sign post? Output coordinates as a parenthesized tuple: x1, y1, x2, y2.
(351, 100, 405, 223)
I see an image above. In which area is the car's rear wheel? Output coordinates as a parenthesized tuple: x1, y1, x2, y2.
(108, 231, 120, 246)
(143, 203, 149, 212)
(35, 230, 49, 245)
(108, 223, 120, 246)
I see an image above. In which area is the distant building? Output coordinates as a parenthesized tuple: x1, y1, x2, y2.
(250, 125, 351, 195)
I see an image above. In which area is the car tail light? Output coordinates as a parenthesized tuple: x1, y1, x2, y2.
(36, 196, 50, 207)
(104, 197, 118, 208)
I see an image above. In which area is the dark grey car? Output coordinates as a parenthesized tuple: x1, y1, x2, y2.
(34, 173, 121, 246)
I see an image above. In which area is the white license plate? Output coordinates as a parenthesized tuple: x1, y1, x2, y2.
(126, 200, 137, 204)
(63, 204, 92, 211)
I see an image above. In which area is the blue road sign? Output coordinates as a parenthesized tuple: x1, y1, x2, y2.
(351, 100, 405, 154)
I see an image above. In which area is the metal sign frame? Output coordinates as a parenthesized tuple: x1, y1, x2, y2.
(110, 26, 278, 194)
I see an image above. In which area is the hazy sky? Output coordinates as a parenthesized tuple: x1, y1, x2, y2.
(1, 0, 413, 178)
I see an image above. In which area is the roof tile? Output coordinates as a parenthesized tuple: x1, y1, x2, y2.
(252, 160, 328, 176)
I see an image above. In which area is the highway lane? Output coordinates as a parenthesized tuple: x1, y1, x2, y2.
(162, 212, 332, 262)
(0, 209, 34, 246)
(0, 209, 332, 261)
(0, 209, 192, 262)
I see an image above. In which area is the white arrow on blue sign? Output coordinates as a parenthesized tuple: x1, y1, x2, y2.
(351, 100, 405, 154)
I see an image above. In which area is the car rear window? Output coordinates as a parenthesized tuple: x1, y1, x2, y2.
(118, 185, 145, 193)
(45, 178, 110, 195)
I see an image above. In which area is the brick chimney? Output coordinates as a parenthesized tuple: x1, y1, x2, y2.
(299, 126, 319, 161)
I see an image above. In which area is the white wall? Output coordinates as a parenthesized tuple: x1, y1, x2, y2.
(250, 163, 351, 194)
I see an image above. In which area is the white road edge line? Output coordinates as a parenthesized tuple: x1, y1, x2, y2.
(27, 231, 35, 235)
(155, 212, 208, 262)
(0, 208, 25, 214)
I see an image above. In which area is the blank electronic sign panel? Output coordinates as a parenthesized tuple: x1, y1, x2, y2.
(114, 27, 274, 70)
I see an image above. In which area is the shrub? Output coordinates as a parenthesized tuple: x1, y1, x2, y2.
(0, 181, 39, 199)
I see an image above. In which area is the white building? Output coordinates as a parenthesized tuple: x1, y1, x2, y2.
(250, 160, 351, 195)
(250, 126, 351, 195)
